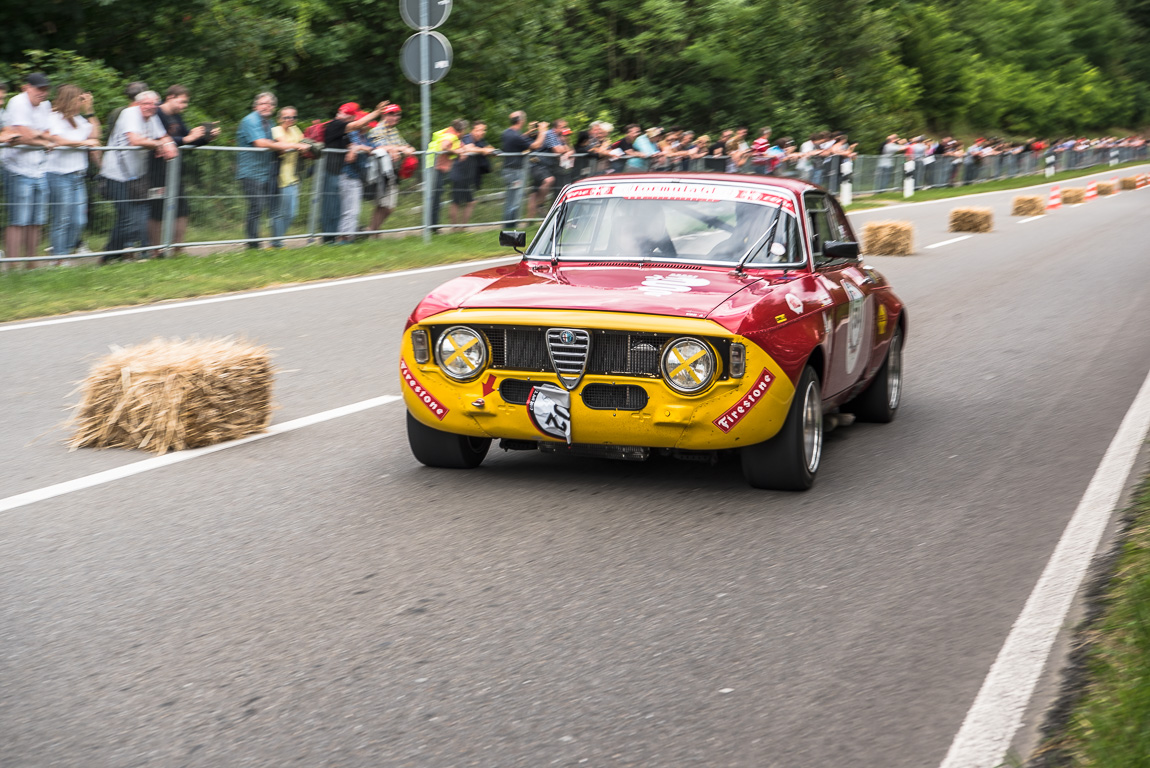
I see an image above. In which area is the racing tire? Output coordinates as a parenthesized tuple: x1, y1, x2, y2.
(741, 366, 823, 491)
(843, 326, 903, 424)
(406, 412, 491, 469)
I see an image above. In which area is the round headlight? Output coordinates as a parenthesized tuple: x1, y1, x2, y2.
(435, 326, 488, 380)
(661, 337, 715, 394)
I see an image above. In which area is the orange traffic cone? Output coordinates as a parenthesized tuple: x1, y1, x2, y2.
(1046, 185, 1062, 210)
(1085, 181, 1097, 201)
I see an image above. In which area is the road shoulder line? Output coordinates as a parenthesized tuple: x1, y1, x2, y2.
(0, 395, 401, 514)
(939, 365, 1150, 768)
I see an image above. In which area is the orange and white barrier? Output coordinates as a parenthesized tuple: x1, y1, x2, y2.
(1085, 181, 1097, 201)
(1046, 185, 1061, 210)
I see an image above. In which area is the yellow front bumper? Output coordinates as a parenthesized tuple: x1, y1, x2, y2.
(400, 310, 796, 451)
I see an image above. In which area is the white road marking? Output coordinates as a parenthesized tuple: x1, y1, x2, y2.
(939, 365, 1150, 768)
(925, 236, 973, 249)
(0, 257, 518, 333)
(0, 395, 401, 514)
(1016, 216, 1043, 224)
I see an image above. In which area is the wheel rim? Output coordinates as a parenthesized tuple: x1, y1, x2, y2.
(802, 380, 823, 473)
(887, 331, 903, 410)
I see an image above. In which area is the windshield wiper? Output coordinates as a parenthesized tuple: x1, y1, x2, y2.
(733, 211, 782, 275)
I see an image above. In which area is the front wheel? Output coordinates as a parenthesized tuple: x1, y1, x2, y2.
(406, 412, 491, 469)
(741, 366, 823, 491)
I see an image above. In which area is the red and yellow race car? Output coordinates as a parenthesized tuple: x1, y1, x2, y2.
(400, 173, 905, 490)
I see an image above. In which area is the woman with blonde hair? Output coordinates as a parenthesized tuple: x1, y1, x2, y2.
(46, 84, 100, 256)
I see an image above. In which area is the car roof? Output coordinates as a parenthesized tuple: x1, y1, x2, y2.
(570, 172, 824, 196)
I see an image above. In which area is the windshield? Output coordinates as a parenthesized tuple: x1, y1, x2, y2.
(526, 182, 804, 267)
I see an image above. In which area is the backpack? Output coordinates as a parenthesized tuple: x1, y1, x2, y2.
(304, 120, 329, 144)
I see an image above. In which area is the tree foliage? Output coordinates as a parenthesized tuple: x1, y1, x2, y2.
(2, 0, 1147, 150)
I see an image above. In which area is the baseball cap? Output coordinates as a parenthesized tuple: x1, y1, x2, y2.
(382, 104, 402, 114)
(339, 101, 360, 115)
(26, 72, 51, 89)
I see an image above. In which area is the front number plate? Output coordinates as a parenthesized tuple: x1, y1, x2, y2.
(527, 384, 572, 444)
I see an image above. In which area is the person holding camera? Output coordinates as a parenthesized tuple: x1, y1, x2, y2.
(499, 111, 547, 227)
(150, 84, 219, 254)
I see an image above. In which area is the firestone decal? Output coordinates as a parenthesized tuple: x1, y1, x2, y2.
(400, 358, 449, 421)
(713, 368, 774, 433)
(640, 273, 711, 297)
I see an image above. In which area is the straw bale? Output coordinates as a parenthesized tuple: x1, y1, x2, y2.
(948, 207, 994, 233)
(861, 221, 914, 256)
(1120, 177, 1138, 190)
(69, 337, 274, 454)
(1010, 196, 1045, 217)
(1062, 187, 1086, 205)
(1096, 181, 1115, 196)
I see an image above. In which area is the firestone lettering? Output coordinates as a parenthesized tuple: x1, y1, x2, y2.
(713, 369, 773, 433)
(400, 359, 450, 421)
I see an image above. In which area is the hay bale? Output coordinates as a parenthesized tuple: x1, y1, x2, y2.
(1120, 177, 1138, 190)
(1011, 195, 1045, 216)
(861, 220, 914, 256)
(948, 207, 993, 233)
(69, 337, 274, 453)
(1062, 187, 1086, 205)
(1096, 181, 1115, 196)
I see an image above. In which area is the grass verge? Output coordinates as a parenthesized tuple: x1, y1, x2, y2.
(1032, 471, 1150, 767)
(0, 230, 515, 323)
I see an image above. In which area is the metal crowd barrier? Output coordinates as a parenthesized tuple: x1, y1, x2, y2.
(0, 143, 1146, 265)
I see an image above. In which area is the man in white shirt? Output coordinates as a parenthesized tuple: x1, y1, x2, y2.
(99, 90, 177, 259)
(2, 72, 56, 265)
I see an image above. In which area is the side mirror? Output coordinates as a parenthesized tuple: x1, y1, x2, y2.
(824, 240, 859, 260)
(499, 230, 526, 249)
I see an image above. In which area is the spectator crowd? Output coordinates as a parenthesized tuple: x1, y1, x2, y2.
(1, 70, 1146, 265)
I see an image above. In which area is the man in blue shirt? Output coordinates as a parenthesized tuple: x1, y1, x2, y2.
(237, 92, 306, 249)
(499, 111, 546, 227)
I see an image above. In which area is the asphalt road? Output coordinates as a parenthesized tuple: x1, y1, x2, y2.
(3, 170, 1149, 767)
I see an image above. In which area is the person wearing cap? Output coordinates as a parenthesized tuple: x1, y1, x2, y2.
(319, 100, 385, 243)
(2, 73, 57, 266)
(367, 103, 415, 233)
(237, 91, 309, 249)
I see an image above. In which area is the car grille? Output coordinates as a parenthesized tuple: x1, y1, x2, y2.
(498, 378, 535, 405)
(481, 327, 675, 377)
(581, 384, 649, 411)
(546, 328, 591, 388)
(432, 326, 730, 380)
(497, 379, 649, 411)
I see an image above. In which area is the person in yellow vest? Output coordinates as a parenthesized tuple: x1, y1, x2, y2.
(426, 119, 466, 230)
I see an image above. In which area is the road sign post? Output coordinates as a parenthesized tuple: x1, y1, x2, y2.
(400, 0, 453, 241)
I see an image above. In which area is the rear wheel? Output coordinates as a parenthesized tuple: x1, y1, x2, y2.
(406, 412, 491, 469)
(741, 366, 822, 491)
(844, 326, 902, 423)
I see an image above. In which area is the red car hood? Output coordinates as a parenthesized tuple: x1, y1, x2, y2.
(415, 261, 774, 321)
